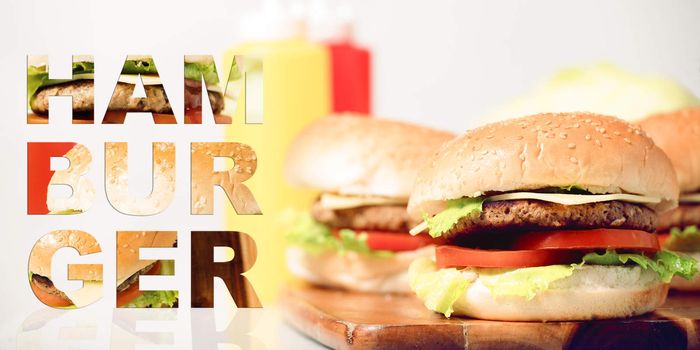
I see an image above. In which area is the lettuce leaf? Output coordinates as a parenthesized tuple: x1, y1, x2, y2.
(423, 198, 484, 238)
(478, 265, 576, 300)
(283, 211, 393, 257)
(184, 60, 240, 86)
(408, 258, 471, 317)
(122, 290, 178, 308)
(27, 61, 95, 101)
(664, 226, 700, 252)
(410, 249, 698, 317)
(582, 249, 697, 283)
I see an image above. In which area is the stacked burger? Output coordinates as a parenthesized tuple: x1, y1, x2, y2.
(640, 107, 700, 290)
(407, 112, 697, 320)
(284, 115, 454, 292)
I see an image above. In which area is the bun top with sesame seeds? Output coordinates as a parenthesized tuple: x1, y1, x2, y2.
(408, 112, 678, 218)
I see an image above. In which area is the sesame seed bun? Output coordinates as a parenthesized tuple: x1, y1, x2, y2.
(638, 107, 700, 194)
(408, 112, 679, 219)
(284, 114, 455, 199)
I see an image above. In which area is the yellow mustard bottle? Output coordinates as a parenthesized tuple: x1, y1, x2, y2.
(222, 5, 330, 304)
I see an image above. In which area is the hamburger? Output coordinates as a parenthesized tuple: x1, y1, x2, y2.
(26, 55, 226, 116)
(639, 107, 700, 290)
(407, 112, 697, 321)
(28, 230, 178, 308)
(284, 115, 454, 292)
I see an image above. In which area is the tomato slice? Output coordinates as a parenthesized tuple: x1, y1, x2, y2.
(332, 229, 443, 252)
(117, 261, 161, 307)
(30, 279, 73, 307)
(657, 233, 670, 248)
(513, 229, 660, 252)
(436, 245, 584, 268)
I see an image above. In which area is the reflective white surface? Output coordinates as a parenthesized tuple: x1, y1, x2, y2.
(8, 307, 326, 350)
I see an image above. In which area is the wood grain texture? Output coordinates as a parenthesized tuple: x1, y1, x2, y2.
(280, 284, 700, 350)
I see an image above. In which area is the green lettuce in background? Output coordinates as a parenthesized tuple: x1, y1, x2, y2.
(664, 225, 700, 252)
(410, 249, 698, 317)
(483, 62, 700, 123)
(282, 210, 393, 257)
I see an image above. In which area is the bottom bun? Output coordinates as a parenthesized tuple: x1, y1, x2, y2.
(451, 265, 668, 321)
(670, 252, 700, 291)
(286, 245, 434, 293)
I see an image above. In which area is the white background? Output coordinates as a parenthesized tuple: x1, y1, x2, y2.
(1, 0, 699, 348)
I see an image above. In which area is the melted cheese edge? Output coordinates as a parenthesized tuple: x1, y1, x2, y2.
(63, 281, 102, 308)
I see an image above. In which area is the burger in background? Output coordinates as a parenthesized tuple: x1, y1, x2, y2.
(407, 112, 697, 320)
(640, 107, 700, 290)
(28, 230, 178, 308)
(283, 114, 454, 293)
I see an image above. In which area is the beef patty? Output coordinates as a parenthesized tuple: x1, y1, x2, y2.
(311, 201, 419, 232)
(30, 80, 224, 114)
(658, 204, 700, 232)
(442, 199, 656, 239)
(117, 261, 157, 292)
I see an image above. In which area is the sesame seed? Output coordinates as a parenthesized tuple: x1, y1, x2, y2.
(573, 123, 580, 128)
(613, 131, 621, 136)
(481, 150, 488, 155)
(559, 132, 567, 139)
(595, 139, 602, 147)
(585, 134, 592, 141)
(567, 143, 576, 149)
(570, 156, 578, 163)
(624, 138, 631, 144)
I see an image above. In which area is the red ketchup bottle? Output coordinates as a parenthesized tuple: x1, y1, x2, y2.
(307, 0, 372, 115)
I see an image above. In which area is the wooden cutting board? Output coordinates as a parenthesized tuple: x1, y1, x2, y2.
(280, 283, 700, 349)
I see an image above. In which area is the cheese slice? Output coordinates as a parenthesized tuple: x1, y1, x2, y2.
(320, 193, 407, 210)
(680, 193, 700, 203)
(485, 192, 661, 206)
(409, 192, 662, 235)
(63, 281, 102, 308)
